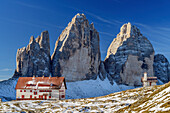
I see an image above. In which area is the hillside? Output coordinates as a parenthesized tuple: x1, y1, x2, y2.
(0, 82, 169, 112)
(118, 81, 170, 113)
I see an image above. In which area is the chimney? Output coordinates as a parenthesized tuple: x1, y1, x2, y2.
(33, 75, 35, 79)
(144, 72, 147, 81)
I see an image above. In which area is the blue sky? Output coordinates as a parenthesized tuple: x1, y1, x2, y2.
(0, 0, 170, 80)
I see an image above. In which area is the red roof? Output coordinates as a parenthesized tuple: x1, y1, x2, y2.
(15, 77, 67, 89)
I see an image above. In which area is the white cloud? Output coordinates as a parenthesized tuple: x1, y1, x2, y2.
(66, 6, 122, 25)
(0, 68, 13, 72)
(156, 27, 170, 32)
(0, 17, 64, 29)
(15, 1, 47, 11)
(99, 31, 114, 37)
(134, 22, 170, 41)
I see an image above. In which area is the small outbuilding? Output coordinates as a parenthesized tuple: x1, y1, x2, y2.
(141, 72, 157, 87)
(15, 76, 67, 100)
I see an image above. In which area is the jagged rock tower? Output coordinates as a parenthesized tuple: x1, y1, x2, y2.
(13, 31, 51, 77)
(51, 13, 101, 82)
(104, 23, 155, 86)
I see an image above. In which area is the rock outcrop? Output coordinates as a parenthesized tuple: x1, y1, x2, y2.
(13, 31, 51, 77)
(153, 54, 170, 83)
(104, 23, 155, 86)
(51, 13, 101, 82)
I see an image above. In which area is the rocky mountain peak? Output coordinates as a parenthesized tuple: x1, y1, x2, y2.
(106, 23, 150, 58)
(39, 31, 50, 54)
(119, 22, 142, 38)
(35, 35, 41, 43)
(72, 13, 86, 23)
(90, 22, 94, 29)
(153, 54, 170, 83)
(13, 31, 51, 78)
(66, 13, 87, 29)
(29, 36, 35, 44)
(104, 23, 154, 86)
(51, 13, 101, 82)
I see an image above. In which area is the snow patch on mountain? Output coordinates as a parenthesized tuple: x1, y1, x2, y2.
(66, 77, 136, 99)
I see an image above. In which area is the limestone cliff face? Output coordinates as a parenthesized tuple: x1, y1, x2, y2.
(104, 23, 155, 86)
(13, 31, 51, 77)
(51, 13, 101, 82)
(154, 54, 170, 83)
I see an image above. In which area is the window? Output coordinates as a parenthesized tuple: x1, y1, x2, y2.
(39, 95, 43, 99)
(20, 90, 22, 92)
(24, 90, 26, 92)
(22, 95, 24, 98)
(30, 90, 32, 92)
(39, 90, 52, 92)
(60, 90, 64, 92)
(30, 95, 32, 98)
(34, 92, 37, 95)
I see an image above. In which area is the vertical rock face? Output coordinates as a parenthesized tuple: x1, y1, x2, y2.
(13, 31, 51, 77)
(154, 54, 170, 83)
(51, 13, 101, 82)
(104, 23, 155, 86)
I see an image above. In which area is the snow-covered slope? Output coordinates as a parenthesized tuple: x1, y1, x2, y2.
(0, 77, 164, 102)
(0, 78, 18, 101)
(0, 82, 169, 112)
(0, 76, 165, 103)
(0, 77, 135, 102)
(66, 77, 135, 99)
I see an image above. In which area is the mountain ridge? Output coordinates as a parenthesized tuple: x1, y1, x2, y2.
(11, 13, 170, 85)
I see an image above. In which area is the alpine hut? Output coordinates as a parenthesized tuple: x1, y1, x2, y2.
(141, 72, 157, 87)
(15, 76, 67, 100)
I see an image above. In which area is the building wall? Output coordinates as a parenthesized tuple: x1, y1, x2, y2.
(151, 82, 156, 86)
(143, 81, 156, 87)
(16, 82, 66, 100)
(16, 89, 59, 100)
(59, 82, 66, 100)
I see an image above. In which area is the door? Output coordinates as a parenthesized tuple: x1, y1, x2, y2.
(44, 95, 47, 100)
